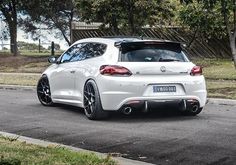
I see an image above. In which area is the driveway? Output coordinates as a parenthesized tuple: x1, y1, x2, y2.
(0, 89, 236, 165)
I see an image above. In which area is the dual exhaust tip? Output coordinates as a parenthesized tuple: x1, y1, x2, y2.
(122, 106, 132, 115)
(122, 100, 200, 115)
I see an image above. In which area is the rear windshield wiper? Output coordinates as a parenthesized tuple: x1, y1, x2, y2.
(159, 58, 180, 62)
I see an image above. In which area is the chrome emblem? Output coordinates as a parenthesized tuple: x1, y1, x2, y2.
(160, 66, 166, 72)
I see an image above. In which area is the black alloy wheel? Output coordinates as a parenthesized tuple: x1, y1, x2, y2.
(37, 75, 53, 106)
(83, 80, 109, 120)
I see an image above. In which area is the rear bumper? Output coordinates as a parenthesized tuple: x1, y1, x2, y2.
(102, 95, 206, 111)
(96, 75, 207, 111)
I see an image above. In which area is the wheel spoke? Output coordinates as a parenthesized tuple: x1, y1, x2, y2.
(89, 104, 93, 113)
(84, 91, 90, 95)
(38, 90, 44, 94)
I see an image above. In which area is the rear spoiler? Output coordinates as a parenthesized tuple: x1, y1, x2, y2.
(115, 41, 183, 53)
(115, 40, 183, 48)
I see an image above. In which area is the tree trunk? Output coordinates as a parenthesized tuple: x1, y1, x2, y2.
(229, 34, 236, 69)
(9, 24, 18, 56)
(1, 0, 18, 56)
(111, 14, 119, 34)
(126, 0, 136, 35)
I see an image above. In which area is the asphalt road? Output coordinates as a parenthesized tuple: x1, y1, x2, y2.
(0, 89, 236, 165)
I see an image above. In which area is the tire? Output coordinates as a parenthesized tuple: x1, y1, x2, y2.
(37, 75, 53, 106)
(83, 80, 109, 120)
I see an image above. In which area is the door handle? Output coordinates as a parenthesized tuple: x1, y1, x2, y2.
(70, 70, 76, 74)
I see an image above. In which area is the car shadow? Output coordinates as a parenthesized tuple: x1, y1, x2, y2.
(51, 103, 202, 123)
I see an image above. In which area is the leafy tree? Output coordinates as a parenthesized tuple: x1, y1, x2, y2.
(180, 0, 236, 69)
(1, 0, 77, 55)
(20, 0, 77, 46)
(0, 0, 19, 55)
(76, 0, 174, 35)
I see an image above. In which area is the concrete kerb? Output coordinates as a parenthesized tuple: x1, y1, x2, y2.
(0, 85, 36, 91)
(207, 98, 236, 106)
(0, 131, 154, 165)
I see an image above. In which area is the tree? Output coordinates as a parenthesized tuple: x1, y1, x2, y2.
(76, 0, 174, 35)
(180, 0, 236, 69)
(20, 0, 77, 46)
(0, 0, 19, 55)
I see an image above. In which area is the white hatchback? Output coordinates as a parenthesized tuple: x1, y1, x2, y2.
(37, 37, 207, 120)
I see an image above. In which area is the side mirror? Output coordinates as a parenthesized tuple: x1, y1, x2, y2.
(48, 56, 57, 63)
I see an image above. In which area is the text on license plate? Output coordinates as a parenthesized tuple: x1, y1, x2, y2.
(153, 86, 176, 92)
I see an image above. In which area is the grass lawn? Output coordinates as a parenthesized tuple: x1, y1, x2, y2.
(0, 50, 64, 57)
(0, 136, 116, 165)
(193, 58, 236, 80)
(207, 80, 236, 99)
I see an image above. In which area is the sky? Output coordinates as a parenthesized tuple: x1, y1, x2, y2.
(0, 20, 69, 51)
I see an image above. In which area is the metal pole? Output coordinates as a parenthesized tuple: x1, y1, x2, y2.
(51, 41, 54, 56)
(39, 38, 41, 53)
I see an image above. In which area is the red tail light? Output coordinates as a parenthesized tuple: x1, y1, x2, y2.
(190, 66, 202, 76)
(100, 65, 132, 76)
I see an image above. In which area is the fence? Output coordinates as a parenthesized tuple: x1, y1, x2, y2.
(71, 27, 231, 58)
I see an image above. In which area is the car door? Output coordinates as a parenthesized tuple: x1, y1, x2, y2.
(50, 43, 85, 100)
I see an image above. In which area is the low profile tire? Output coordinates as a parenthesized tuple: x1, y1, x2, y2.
(83, 80, 109, 120)
(37, 75, 53, 106)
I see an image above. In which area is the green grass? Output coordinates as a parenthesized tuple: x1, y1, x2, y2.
(206, 80, 236, 99)
(193, 58, 236, 80)
(0, 50, 64, 57)
(0, 136, 116, 165)
(20, 50, 63, 57)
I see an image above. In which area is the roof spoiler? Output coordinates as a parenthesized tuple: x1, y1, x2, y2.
(115, 40, 184, 48)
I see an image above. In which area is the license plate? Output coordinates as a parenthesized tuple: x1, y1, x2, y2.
(153, 86, 176, 93)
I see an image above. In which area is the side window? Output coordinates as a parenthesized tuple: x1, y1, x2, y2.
(60, 42, 107, 63)
(85, 43, 107, 59)
(60, 43, 85, 63)
(93, 43, 107, 57)
(60, 47, 73, 63)
(70, 43, 87, 62)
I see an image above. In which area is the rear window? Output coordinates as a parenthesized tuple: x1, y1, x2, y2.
(120, 42, 189, 62)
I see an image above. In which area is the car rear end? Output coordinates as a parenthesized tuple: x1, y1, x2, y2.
(97, 40, 207, 115)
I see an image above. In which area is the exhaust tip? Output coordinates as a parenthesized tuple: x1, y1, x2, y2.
(192, 105, 199, 113)
(122, 106, 132, 115)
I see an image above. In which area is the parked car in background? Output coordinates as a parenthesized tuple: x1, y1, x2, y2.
(37, 37, 207, 120)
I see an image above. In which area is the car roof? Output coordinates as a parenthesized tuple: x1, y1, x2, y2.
(73, 37, 181, 46)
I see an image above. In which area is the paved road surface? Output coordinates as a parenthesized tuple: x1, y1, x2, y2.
(0, 89, 236, 165)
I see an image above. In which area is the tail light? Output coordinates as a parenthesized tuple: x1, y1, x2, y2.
(190, 66, 202, 76)
(100, 65, 132, 76)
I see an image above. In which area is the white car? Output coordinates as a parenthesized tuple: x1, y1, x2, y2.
(37, 37, 207, 120)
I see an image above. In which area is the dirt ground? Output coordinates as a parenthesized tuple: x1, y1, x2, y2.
(0, 54, 49, 73)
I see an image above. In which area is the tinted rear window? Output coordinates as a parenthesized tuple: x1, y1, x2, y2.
(120, 42, 188, 62)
